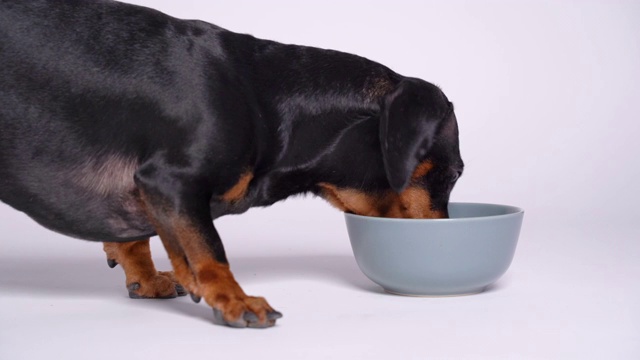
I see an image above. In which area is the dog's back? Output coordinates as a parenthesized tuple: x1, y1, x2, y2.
(0, 0, 396, 241)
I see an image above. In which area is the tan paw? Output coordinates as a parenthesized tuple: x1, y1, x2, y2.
(127, 271, 187, 299)
(208, 295, 283, 328)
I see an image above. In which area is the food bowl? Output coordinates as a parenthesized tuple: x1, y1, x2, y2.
(345, 202, 524, 296)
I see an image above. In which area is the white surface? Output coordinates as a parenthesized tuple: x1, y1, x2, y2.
(1, 0, 639, 359)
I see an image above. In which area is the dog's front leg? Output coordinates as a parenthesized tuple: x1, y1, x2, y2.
(134, 169, 282, 328)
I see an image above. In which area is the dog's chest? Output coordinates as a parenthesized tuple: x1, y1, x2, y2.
(208, 172, 303, 219)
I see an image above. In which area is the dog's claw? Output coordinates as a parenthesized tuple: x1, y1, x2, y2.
(211, 308, 231, 326)
(107, 259, 118, 268)
(190, 293, 201, 303)
(127, 281, 178, 299)
(267, 310, 283, 321)
(127, 282, 143, 299)
(175, 284, 187, 296)
(128, 291, 178, 299)
(127, 282, 141, 292)
(243, 311, 259, 323)
(211, 308, 281, 328)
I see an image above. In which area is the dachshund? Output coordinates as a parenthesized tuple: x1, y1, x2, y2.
(0, 0, 463, 328)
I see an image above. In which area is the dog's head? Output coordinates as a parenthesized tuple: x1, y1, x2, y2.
(320, 77, 463, 219)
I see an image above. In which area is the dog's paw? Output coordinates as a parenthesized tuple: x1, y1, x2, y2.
(127, 271, 187, 299)
(209, 296, 282, 328)
(157, 271, 188, 296)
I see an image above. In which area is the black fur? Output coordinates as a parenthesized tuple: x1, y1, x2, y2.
(0, 0, 463, 249)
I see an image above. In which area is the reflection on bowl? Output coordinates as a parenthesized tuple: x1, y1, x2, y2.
(345, 202, 524, 296)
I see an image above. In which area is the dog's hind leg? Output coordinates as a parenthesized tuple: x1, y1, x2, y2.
(103, 239, 187, 299)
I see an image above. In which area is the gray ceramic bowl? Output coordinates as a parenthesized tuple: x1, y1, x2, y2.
(345, 202, 524, 296)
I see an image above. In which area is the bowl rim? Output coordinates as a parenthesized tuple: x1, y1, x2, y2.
(344, 202, 524, 223)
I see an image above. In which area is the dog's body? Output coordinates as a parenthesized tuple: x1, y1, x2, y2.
(0, 0, 463, 327)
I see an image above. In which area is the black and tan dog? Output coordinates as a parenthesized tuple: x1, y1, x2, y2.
(0, 0, 463, 328)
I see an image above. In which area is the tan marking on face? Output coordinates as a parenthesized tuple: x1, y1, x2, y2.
(318, 183, 382, 216)
(316, 183, 346, 211)
(411, 160, 434, 181)
(221, 172, 253, 202)
(395, 187, 444, 219)
(318, 181, 444, 219)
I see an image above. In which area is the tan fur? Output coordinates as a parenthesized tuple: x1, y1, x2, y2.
(136, 189, 199, 294)
(318, 160, 444, 219)
(103, 239, 179, 298)
(159, 239, 198, 294)
(390, 187, 444, 219)
(221, 172, 253, 202)
(318, 183, 380, 216)
(138, 186, 276, 325)
(169, 217, 275, 324)
(411, 160, 434, 180)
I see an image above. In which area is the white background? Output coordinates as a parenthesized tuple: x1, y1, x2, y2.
(1, 0, 639, 359)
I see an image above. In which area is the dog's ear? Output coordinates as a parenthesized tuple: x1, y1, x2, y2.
(379, 78, 450, 193)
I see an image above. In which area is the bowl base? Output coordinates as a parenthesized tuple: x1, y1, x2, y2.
(383, 286, 487, 298)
